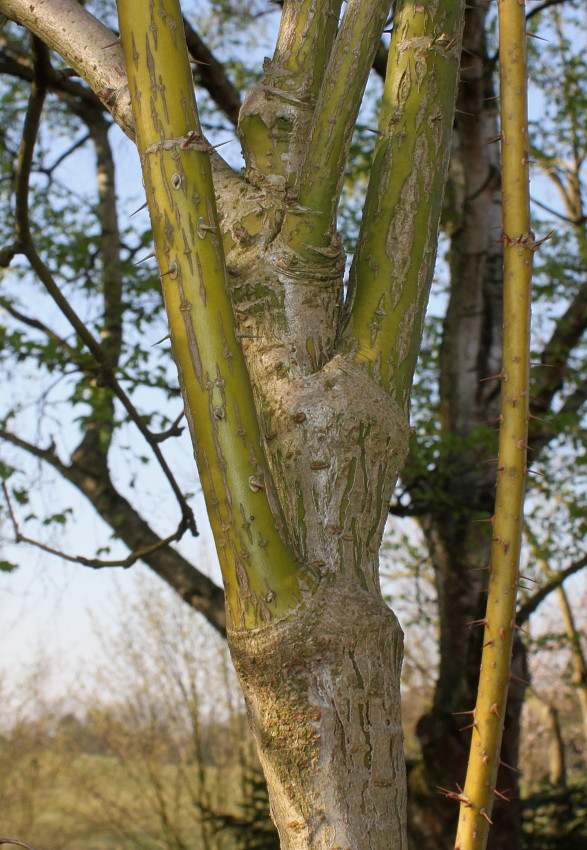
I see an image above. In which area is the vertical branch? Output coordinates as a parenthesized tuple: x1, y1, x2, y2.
(339, 0, 464, 406)
(455, 2, 532, 848)
(238, 0, 343, 183)
(116, 0, 309, 630)
(70, 106, 124, 465)
(280, 0, 392, 254)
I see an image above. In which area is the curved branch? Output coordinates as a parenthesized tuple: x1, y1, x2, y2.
(2, 479, 189, 570)
(526, 0, 574, 23)
(0, 0, 135, 138)
(0, 297, 79, 360)
(0, 427, 226, 634)
(516, 553, 587, 625)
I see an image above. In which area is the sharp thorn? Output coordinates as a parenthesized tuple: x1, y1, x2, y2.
(130, 200, 149, 217)
(492, 787, 512, 802)
(135, 251, 156, 265)
(152, 334, 170, 347)
(509, 672, 530, 685)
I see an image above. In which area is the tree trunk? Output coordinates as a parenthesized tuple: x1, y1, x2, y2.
(231, 580, 407, 849)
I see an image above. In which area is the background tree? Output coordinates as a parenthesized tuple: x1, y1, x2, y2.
(0, 1, 586, 849)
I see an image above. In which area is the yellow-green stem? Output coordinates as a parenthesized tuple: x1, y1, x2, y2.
(342, 0, 464, 404)
(238, 0, 342, 181)
(116, 0, 308, 630)
(280, 0, 391, 254)
(455, 2, 532, 848)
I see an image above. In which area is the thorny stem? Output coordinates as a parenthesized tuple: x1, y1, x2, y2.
(116, 0, 310, 629)
(455, 2, 532, 849)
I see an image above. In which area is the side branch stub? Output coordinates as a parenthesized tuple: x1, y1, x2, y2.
(116, 0, 309, 630)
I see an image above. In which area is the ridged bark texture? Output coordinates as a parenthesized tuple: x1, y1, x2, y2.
(230, 581, 407, 850)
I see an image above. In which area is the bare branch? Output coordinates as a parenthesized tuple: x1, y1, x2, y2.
(517, 553, 587, 625)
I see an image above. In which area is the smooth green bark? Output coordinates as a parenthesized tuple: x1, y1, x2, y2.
(117, 0, 310, 630)
(455, 1, 532, 847)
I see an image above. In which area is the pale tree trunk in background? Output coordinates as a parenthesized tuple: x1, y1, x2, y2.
(556, 585, 587, 746)
(528, 692, 567, 789)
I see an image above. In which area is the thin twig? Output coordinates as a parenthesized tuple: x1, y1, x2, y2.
(1, 480, 188, 569)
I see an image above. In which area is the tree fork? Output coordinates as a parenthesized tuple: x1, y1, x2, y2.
(455, 2, 532, 848)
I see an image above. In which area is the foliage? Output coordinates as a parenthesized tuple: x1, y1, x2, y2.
(521, 781, 587, 850)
